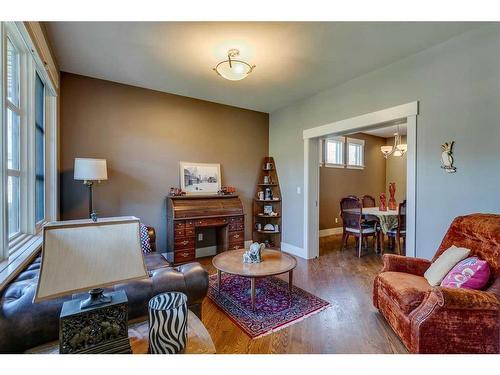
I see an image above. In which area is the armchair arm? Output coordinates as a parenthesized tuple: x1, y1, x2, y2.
(409, 286, 499, 353)
(431, 287, 499, 311)
(381, 254, 431, 276)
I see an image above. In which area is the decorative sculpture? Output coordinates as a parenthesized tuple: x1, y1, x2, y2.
(379, 193, 387, 211)
(441, 141, 456, 173)
(388, 182, 397, 210)
(243, 242, 265, 263)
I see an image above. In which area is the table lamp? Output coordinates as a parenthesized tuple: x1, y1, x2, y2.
(35, 216, 148, 354)
(74, 158, 107, 218)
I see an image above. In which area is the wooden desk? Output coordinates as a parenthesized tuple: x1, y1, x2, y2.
(26, 310, 216, 354)
(166, 195, 244, 264)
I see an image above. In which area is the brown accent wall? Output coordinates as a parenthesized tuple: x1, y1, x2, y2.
(319, 133, 386, 230)
(60, 73, 269, 251)
(385, 135, 407, 204)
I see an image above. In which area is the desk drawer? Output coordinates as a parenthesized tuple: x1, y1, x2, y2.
(194, 217, 228, 227)
(174, 228, 185, 237)
(185, 227, 196, 236)
(174, 221, 185, 230)
(174, 238, 195, 250)
(228, 231, 244, 244)
(228, 241, 244, 251)
(228, 216, 243, 224)
(229, 222, 244, 232)
(174, 249, 195, 263)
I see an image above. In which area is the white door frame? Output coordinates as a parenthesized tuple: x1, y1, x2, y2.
(302, 101, 419, 259)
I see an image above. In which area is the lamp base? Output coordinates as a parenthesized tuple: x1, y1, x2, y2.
(80, 288, 112, 309)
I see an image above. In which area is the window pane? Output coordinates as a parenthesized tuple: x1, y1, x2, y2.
(7, 108, 20, 170)
(8, 176, 20, 237)
(35, 74, 45, 222)
(326, 140, 343, 164)
(7, 38, 20, 106)
(348, 143, 363, 166)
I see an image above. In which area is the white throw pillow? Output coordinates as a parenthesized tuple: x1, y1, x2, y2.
(424, 245, 471, 286)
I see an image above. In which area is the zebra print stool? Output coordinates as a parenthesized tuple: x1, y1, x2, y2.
(148, 292, 188, 354)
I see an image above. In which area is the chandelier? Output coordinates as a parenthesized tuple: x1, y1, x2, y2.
(213, 49, 256, 81)
(380, 125, 407, 158)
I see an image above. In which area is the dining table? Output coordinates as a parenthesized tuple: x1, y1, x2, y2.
(344, 207, 399, 234)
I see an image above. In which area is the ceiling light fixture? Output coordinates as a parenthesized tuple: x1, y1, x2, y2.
(213, 49, 255, 81)
(380, 124, 408, 158)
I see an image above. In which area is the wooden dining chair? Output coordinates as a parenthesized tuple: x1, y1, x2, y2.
(385, 200, 406, 255)
(340, 197, 378, 257)
(361, 195, 376, 208)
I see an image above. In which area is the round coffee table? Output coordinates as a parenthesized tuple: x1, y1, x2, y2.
(212, 249, 297, 311)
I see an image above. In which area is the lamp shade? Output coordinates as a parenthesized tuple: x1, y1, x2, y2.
(35, 216, 148, 302)
(74, 158, 108, 181)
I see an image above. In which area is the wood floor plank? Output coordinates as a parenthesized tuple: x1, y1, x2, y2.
(197, 235, 408, 354)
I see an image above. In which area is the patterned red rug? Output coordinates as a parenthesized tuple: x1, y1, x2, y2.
(207, 273, 330, 339)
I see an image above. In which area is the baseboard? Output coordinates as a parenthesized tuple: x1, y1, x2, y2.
(319, 227, 343, 237)
(281, 242, 308, 259)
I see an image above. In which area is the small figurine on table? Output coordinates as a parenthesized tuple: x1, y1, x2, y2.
(243, 242, 265, 264)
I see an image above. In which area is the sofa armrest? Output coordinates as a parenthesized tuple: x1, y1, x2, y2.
(381, 254, 431, 276)
(431, 287, 499, 311)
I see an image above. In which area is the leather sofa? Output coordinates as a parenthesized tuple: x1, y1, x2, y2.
(373, 214, 499, 353)
(0, 226, 209, 353)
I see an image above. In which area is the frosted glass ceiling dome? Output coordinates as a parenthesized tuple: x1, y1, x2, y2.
(213, 49, 255, 81)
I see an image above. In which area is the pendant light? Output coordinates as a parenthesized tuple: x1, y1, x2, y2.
(380, 124, 407, 158)
(213, 49, 256, 81)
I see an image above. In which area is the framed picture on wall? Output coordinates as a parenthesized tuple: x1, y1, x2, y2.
(180, 162, 221, 195)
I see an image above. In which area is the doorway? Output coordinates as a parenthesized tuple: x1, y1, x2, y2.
(303, 102, 418, 259)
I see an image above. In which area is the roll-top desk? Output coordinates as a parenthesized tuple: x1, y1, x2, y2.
(166, 195, 245, 264)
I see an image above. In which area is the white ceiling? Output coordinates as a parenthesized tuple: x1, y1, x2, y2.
(45, 22, 484, 113)
(362, 123, 407, 138)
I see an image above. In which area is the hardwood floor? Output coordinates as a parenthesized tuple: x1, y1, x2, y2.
(197, 234, 408, 354)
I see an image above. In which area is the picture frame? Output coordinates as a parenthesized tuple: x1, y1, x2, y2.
(179, 162, 221, 195)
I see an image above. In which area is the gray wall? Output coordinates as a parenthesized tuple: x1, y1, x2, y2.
(60, 73, 269, 252)
(270, 25, 500, 259)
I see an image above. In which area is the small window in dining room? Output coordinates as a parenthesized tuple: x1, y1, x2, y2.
(323, 136, 345, 167)
(346, 137, 365, 169)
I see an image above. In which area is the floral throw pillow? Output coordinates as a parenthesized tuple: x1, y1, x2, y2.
(140, 223, 153, 254)
(440, 257, 490, 290)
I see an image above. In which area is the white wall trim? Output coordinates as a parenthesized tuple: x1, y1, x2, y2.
(319, 227, 343, 237)
(303, 101, 419, 259)
(303, 101, 418, 139)
(281, 242, 309, 259)
(244, 240, 252, 248)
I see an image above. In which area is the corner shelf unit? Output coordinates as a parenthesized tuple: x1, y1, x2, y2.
(252, 156, 282, 249)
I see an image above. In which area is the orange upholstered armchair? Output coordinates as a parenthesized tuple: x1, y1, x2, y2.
(373, 213, 499, 353)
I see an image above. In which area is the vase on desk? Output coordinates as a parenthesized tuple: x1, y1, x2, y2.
(388, 182, 397, 210)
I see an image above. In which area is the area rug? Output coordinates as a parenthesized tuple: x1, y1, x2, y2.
(207, 273, 330, 339)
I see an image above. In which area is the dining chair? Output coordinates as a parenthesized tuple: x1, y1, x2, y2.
(361, 195, 376, 208)
(385, 200, 406, 255)
(340, 197, 378, 257)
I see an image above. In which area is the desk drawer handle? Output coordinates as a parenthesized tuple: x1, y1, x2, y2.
(182, 240, 189, 245)
(233, 234, 240, 239)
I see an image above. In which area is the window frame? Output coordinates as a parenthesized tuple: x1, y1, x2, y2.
(0, 22, 58, 263)
(321, 136, 345, 168)
(346, 137, 365, 169)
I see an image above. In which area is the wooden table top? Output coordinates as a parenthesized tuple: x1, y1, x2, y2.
(212, 249, 297, 277)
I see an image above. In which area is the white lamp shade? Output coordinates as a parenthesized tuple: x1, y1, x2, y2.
(74, 158, 108, 181)
(35, 216, 148, 302)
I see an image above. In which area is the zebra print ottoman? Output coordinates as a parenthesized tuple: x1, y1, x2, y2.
(148, 292, 188, 354)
